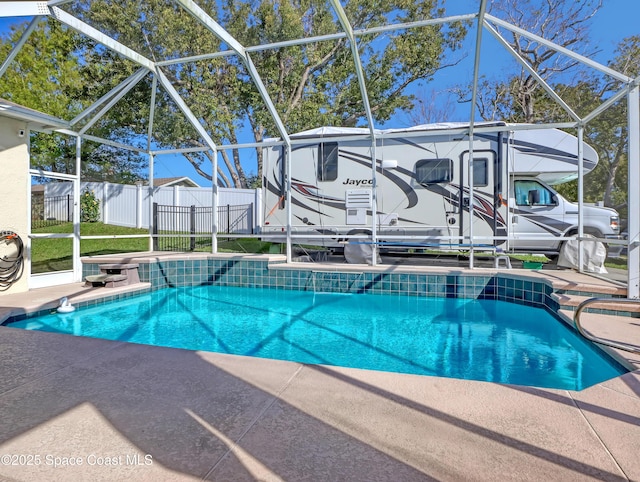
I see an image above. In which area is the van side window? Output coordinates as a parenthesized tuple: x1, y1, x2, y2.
(514, 180, 555, 206)
(415, 158, 452, 184)
(318, 142, 338, 181)
(473, 158, 488, 187)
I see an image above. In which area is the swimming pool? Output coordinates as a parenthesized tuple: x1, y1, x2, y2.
(6, 285, 625, 390)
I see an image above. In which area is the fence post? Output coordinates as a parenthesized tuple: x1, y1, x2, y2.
(102, 182, 109, 224)
(152, 202, 158, 251)
(254, 188, 262, 234)
(250, 203, 254, 234)
(67, 194, 72, 222)
(190, 205, 196, 251)
(136, 183, 143, 229)
(227, 204, 230, 237)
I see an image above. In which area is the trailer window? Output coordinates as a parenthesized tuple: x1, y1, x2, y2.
(514, 180, 556, 206)
(473, 158, 488, 187)
(318, 142, 338, 181)
(415, 158, 452, 184)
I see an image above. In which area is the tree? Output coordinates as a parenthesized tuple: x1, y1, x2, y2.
(486, 0, 602, 123)
(0, 20, 148, 182)
(68, 0, 467, 187)
(453, 0, 602, 123)
(524, 36, 639, 217)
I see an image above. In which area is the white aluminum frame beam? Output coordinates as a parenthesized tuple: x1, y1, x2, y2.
(583, 83, 632, 124)
(156, 13, 477, 68)
(577, 126, 585, 272)
(49, 6, 155, 71)
(155, 68, 218, 154)
(173, 0, 289, 144)
(466, 0, 488, 269)
(147, 75, 158, 251)
(73, 136, 81, 280)
(627, 84, 640, 298)
(151, 147, 210, 155)
(485, 14, 632, 83)
(81, 133, 145, 153)
(483, 21, 580, 122)
(329, 0, 379, 265)
(0, 16, 43, 78)
(71, 69, 148, 126)
(79, 68, 148, 135)
(0, 2, 49, 17)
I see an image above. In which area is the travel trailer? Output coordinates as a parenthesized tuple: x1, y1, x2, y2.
(261, 122, 621, 256)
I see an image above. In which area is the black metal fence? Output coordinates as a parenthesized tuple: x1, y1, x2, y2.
(152, 202, 254, 251)
(31, 194, 73, 229)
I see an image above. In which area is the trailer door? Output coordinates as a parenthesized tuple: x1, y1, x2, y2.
(460, 151, 500, 244)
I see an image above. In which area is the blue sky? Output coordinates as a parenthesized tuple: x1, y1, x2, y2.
(1, 1, 639, 186)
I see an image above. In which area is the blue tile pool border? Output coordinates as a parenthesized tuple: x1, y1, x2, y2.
(0, 253, 621, 327)
(77, 255, 624, 318)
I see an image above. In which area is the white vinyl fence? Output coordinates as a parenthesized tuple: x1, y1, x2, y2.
(39, 182, 262, 233)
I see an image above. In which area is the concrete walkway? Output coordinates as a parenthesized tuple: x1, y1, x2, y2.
(0, 264, 639, 481)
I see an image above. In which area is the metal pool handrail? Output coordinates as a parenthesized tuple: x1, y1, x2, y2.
(574, 298, 640, 354)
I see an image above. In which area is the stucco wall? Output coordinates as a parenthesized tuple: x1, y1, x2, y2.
(0, 117, 28, 294)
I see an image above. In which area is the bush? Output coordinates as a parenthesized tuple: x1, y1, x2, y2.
(80, 190, 100, 222)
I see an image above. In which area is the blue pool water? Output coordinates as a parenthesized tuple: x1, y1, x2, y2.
(7, 286, 625, 390)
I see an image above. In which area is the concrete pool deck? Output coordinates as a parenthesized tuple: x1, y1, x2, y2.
(0, 264, 639, 480)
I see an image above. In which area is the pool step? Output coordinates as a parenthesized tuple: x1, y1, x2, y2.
(84, 263, 140, 288)
(552, 292, 631, 309)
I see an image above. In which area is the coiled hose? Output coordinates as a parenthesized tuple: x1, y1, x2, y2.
(0, 231, 24, 290)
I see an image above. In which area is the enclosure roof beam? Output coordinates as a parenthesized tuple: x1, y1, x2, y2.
(583, 80, 637, 124)
(49, 6, 156, 71)
(157, 14, 478, 68)
(484, 21, 580, 122)
(353, 14, 477, 37)
(175, 0, 290, 145)
(0, 2, 49, 17)
(80, 133, 146, 153)
(71, 68, 148, 127)
(150, 147, 210, 156)
(468, 2, 487, 133)
(0, 16, 43, 78)
(485, 13, 631, 83)
(147, 74, 158, 153)
(79, 68, 148, 135)
(328, 0, 375, 135)
(155, 67, 218, 152)
(47, 0, 77, 7)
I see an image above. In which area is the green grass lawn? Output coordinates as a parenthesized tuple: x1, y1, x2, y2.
(31, 222, 150, 273)
(30, 224, 276, 273)
(29, 223, 630, 274)
(604, 256, 628, 270)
